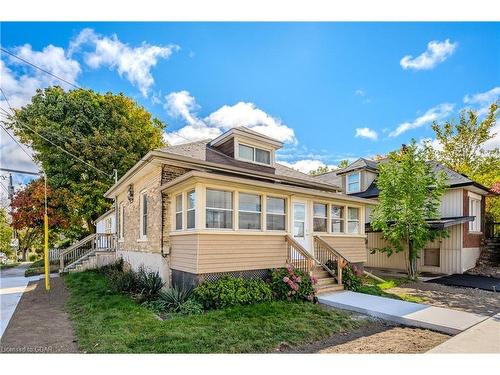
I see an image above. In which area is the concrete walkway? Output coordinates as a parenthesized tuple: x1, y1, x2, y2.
(318, 291, 488, 335)
(428, 313, 500, 353)
(0, 264, 57, 339)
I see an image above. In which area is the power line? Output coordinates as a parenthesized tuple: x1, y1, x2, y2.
(1, 48, 80, 90)
(0, 124, 38, 165)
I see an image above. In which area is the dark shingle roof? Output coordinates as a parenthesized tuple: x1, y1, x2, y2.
(159, 140, 341, 190)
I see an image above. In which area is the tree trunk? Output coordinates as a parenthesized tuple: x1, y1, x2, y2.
(407, 240, 418, 280)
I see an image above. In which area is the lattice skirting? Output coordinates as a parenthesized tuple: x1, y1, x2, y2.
(171, 269, 271, 289)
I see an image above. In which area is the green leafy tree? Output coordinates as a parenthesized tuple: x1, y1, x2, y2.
(425, 102, 499, 220)
(309, 165, 331, 176)
(371, 141, 447, 279)
(338, 159, 349, 168)
(0, 208, 13, 258)
(7, 87, 166, 235)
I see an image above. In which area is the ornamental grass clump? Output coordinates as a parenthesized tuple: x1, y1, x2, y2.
(270, 266, 316, 302)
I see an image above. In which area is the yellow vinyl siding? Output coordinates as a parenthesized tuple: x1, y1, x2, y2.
(318, 236, 367, 263)
(170, 234, 198, 273)
(197, 234, 286, 273)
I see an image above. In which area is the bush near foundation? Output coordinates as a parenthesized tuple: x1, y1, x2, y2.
(193, 276, 273, 310)
(270, 266, 316, 302)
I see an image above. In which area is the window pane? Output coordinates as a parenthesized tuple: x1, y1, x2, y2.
(347, 173, 359, 183)
(239, 212, 261, 230)
(175, 194, 182, 211)
(187, 210, 195, 229)
(313, 203, 327, 218)
(331, 219, 344, 233)
(187, 190, 195, 209)
(348, 207, 359, 220)
(206, 189, 232, 209)
(331, 205, 344, 219)
(294, 221, 304, 237)
(313, 218, 327, 232)
(255, 148, 270, 164)
(267, 214, 285, 231)
(267, 197, 285, 214)
(143, 194, 148, 215)
(239, 193, 261, 212)
(293, 203, 305, 221)
(206, 209, 233, 229)
(239, 144, 254, 161)
(347, 221, 359, 234)
(176, 213, 182, 230)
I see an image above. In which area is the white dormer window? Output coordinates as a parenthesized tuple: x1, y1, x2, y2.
(238, 143, 271, 165)
(347, 172, 361, 193)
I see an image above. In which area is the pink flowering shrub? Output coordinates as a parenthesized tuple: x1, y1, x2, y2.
(270, 265, 316, 302)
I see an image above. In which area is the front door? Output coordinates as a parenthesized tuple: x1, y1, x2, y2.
(292, 200, 311, 252)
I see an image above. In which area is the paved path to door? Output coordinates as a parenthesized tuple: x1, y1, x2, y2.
(428, 313, 500, 353)
(318, 291, 489, 335)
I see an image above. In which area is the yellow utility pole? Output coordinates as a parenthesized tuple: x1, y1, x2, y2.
(44, 174, 50, 291)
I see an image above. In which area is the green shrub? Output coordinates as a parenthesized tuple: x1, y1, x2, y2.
(28, 254, 38, 262)
(193, 276, 272, 310)
(108, 269, 139, 294)
(159, 286, 193, 312)
(270, 266, 315, 302)
(141, 299, 167, 314)
(99, 258, 124, 275)
(342, 264, 362, 291)
(136, 267, 165, 301)
(178, 299, 204, 315)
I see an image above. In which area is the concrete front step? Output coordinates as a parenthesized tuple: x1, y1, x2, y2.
(316, 277, 337, 286)
(315, 284, 343, 294)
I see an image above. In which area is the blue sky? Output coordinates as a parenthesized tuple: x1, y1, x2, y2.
(1, 22, 499, 183)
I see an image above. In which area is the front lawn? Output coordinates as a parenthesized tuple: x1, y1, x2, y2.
(358, 277, 426, 303)
(65, 271, 360, 353)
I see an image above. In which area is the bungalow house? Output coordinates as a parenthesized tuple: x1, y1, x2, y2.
(62, 127, 373, 293)
(315, 157, 492, 275)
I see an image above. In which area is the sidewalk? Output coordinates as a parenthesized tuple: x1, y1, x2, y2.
(318, 291, 488, 335)
(428, 313, 500, 353)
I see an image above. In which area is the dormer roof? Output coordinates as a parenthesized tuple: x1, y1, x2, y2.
(209, 126, 284, 149)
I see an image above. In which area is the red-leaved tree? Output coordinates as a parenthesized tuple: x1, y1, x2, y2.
(11, 179, 73, 260)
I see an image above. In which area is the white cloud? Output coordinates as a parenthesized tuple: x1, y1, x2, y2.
(355, 89, 365, 97)
(163, 91, 296, 145)
(400, 39, 457, 71)
(355, 127, 378, 140)
(0, 44, 81, 172)
(463, 87, 500, 116)
(69, 28, 179, 97)
(278, 159, 337, 174)
(389, 103, 454, 137)
(484, 122, 500, 150)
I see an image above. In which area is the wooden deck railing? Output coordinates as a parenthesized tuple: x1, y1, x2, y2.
(59, 233, 116, 272)
(313, 236, 349, 286)
(285, 235, 315, 274)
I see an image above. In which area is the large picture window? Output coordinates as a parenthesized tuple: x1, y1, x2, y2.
(469, 197, 481, 232)
(347, 207, 360, 234)
(238, 193, 261, 229)
(331, 205, 344, 233)
(175, 194, 182, 230)
(347, 172, 361, 193)
(186, 190, 196, 229)
(266, 196, 286, 231)
(238, 143, 271, 165)
(313, 203, 327, 232)
(206, 189, 233, 229)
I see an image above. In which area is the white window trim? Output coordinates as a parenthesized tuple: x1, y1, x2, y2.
(330, 204, 345, 234)
(313, 202, 328, 233)
(346, 171, 361, 194)
(118, 202, 125, 241)
(206, 189, 234, 229)
(347, 207, 360, 234)
(235, 141, 272, 166)
(468, 197, 482, 233)
(139, 190, 148, 240)
(186, 190, 196, 230)
(237, 193, 262, 231)
(266, 196, 287, 231)
(175, 193, 183, 231)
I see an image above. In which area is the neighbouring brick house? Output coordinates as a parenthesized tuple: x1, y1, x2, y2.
(315, 158, 494, 274)
(98, 127, 374, 291)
